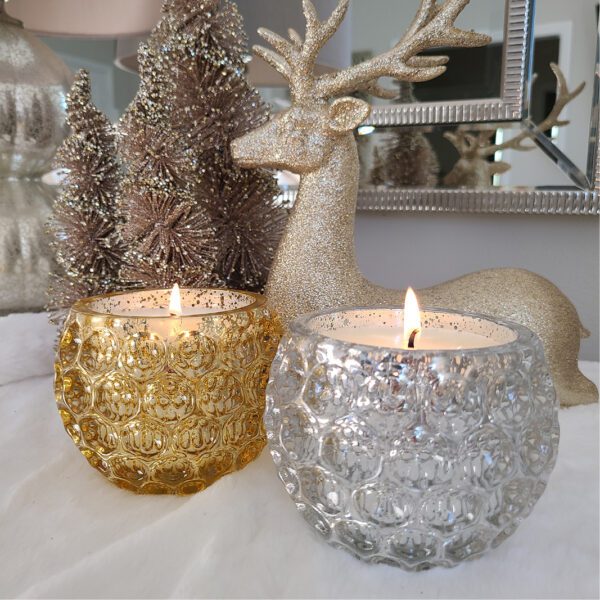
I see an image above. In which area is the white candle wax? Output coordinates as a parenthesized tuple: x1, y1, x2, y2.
(116, 306, 226, 317)
(113, 306, 225, 339)
(84, 288, 258, 341)
(331, 325, 496, 350)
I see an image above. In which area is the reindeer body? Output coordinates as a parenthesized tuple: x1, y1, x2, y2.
(232, 0, 597, 405)
(443, 156, 510, 187)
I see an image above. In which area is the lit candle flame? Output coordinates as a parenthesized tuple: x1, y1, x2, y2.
(169, 284, 182, 317)
(403, 287, 421, 349)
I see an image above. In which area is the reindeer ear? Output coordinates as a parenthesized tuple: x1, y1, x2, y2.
(328, 97, 371, 133)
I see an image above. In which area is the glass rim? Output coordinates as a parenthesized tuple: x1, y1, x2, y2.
(70, 287, 267, 319)
(288, 305, 536, 355)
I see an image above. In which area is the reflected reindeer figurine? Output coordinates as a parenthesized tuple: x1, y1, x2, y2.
(232, 0, 597, 405)
(444, 63, 585, 188)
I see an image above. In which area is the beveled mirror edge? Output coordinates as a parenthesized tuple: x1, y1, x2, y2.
(588, 19, 599, 192)
(355, 187, 599, 215)
(364, 0, 533, 127)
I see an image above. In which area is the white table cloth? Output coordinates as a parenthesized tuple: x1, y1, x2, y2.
(0, 314, 598, 599)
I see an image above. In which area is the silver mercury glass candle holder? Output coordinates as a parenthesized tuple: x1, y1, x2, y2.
(264, 307, 560, 570)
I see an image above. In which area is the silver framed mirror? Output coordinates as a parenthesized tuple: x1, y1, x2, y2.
(353, 0, 600, 215)
(274, 0, 599, 215)
(365, 0, 533, 126)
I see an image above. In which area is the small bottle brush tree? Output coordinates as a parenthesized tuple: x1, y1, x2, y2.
(118, 0, 284, 292)
(369, 146, 386, 187)
(47, 70, 124, 323)
(375, 82, 439, 188)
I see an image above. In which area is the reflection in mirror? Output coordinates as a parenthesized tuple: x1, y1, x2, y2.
(502, 0, 598, 190)
(359, 120, 579, 191)
(362, 0, 598, 193)
(26, 0, 599, 211)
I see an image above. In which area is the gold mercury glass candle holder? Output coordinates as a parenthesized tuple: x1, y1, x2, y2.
(55, 288, 282, 494)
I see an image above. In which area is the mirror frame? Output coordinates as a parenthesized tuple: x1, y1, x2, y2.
(365, 0, 533, 127)
(354, 0, 600, 216)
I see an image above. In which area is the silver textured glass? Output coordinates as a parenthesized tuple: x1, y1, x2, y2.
(0, 2, 72, 312)
(265, 307, 560, 570)
(0, 4, 72, 177)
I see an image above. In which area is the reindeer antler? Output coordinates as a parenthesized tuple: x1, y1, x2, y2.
(446, 63, 586, 158)
(535, 62, 586, 132)
(254, 0, 491, 102)
(255, 0, 351, 100)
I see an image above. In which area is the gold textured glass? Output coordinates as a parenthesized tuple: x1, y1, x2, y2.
(55, 288, 282, 494)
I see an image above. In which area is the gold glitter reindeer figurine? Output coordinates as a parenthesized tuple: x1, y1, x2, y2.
(232, 0, 597, 406)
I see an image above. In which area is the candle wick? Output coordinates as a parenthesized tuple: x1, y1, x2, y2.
(408, 329, 419, 349)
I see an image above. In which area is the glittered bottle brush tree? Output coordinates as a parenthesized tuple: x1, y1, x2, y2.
(48, 0, 286, 315)
(231, 0, 597, 406)
(117, 0, 285, 292)
(47, 70, 125, 324)
(373, 82, 439, 188)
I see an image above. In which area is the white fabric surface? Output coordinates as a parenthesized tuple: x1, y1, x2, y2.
(0, 312, 56, 385)
(0, 313, 598, 598)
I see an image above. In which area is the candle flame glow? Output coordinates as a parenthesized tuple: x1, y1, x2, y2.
(403, 287, 421, 349)
(169, 284, 182, 317)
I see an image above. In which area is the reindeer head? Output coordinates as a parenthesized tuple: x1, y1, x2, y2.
(232, 0, 491, 175)
(233, 96, 371, 173)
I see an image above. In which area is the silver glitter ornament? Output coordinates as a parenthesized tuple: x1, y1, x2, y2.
(0, 1, 72, 177)
(0, 0, 72, 314)
(232, 0, 597, 406)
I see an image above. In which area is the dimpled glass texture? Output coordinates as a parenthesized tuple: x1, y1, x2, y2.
(265, 307, 559, 570)
(55, 288, 282, 494)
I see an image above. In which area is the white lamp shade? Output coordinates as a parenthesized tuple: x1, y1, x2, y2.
(5, 0, 164, 37)
(8, 0, 352, 85)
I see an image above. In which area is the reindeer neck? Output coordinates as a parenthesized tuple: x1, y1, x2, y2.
(267, 132, 363, 320)
(293, 133, 359, 254)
